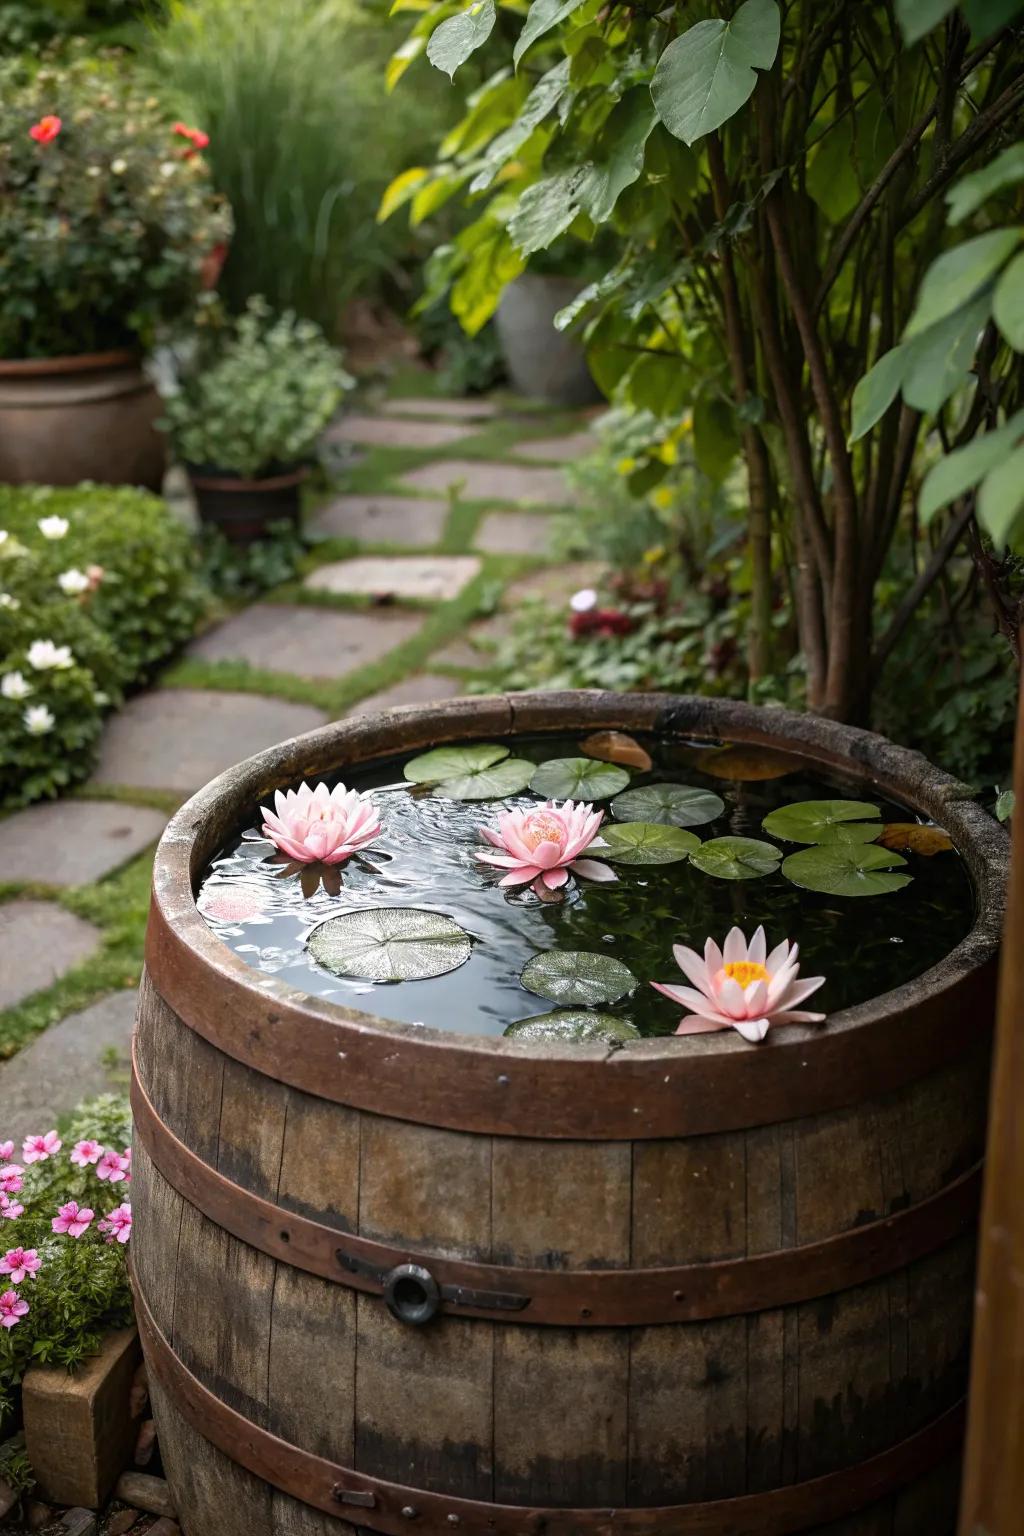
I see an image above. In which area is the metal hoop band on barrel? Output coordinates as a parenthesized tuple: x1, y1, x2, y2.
(134, 1281, 963, 1536)
(132, 1046, 982, 1330)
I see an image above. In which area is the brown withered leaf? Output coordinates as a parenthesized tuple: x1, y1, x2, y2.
(877, 822, 953, 856)
(698, 745, 802, 782)
(580, 731, 653, 772)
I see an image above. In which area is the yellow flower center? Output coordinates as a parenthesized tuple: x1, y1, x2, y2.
(520, 811, 565, 851)
(723, 960, 769, 989)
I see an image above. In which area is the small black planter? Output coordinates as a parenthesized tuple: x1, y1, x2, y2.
(187, 463, 308, 546)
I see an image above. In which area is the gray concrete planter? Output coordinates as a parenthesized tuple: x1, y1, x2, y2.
(496, 274, 601, 406)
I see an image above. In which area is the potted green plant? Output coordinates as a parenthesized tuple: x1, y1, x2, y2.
(161, 297, 353, 544)
(0, 48, 230, 489)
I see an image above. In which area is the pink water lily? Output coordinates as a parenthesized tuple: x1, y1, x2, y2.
(70, 1139, 104, 1168)
(98, 1203, 132, 1245)
(653, 926, 826, 1044)
(0, 1247, 40, 1283)
(0, 1290, 28, 1329)
(476, 799, 616, 898)
(52, 1201, 94, 1238)
(23, 1130, 61, 1164)
(260, 781, 382, 865)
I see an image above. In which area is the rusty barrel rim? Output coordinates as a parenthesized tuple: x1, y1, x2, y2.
(146, 691, 1008, 1140)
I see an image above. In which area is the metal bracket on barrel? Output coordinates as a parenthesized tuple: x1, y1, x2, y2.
(337, 1250, 531, 1324)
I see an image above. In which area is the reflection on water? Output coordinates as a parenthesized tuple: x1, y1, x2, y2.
(197, 734, 975, 1039)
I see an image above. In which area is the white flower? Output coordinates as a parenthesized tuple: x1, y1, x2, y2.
(86, 165, 102, 178)
(159, 161, 176, 178)
(1, 671, 31, 701)
(0, 531, 7, 546)
(23, 705, 55, 736)
(111, 157, 127, 175)
(570, 588, 598, 613)
(37, 516, 69, 540)
(58, 569, 90, 596)
(0, 593, 19, 611)
(26, 640, 74, 671)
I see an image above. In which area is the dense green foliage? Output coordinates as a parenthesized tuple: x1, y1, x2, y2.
(0, 484, 207, 807)
(0, 47, 229, 356)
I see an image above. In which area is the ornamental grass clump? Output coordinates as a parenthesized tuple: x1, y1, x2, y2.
(0, 46, 230, 359)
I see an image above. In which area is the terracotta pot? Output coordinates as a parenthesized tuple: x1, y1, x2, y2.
(0, 350, 166, 490)
(496, 273, 602, 406)
(187, 464, 308, 546)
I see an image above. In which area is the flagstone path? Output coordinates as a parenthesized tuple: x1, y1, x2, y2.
(0, 386, 601, 1131)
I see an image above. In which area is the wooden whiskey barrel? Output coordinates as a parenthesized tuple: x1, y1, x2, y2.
(131, 692, 1007, 1536)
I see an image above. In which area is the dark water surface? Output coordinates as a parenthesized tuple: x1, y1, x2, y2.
(196, 734, 974, 1039)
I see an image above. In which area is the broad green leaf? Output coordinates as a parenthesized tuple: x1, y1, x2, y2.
(961, 0, 1024, 37)
(901, 293, 992, 415)
(807, 116, 860, 223)
(693, 394, 740, 481)
(469, 58, 571, 194)
(508, 171, 580, 255)
(977, 441, 1024, 548)
(996, 788, 1016, 822)
(919, 411, 1024, 523)
(435, 758, 535, 799)
(377, 166, 431, 224)
(762, 799, 881, 844)
(905, 229, 1021, 338)
(505, 1009, 640, 1043)
(410, 167, 474, 227)
(689, 835, 782, 880)
(307, 908, 472, 981)
(513, 0, 587, 66)
(530, 757, 630, 800)
(520, 950, 637, 1005)
(451, 226, 526, 334)
(427, 0, 496, 76)
(994, 251, 1024, 350)
(405, 743, 509, 783)
(850, 344, 908, 442)
(781, 844, 912, 897)
(948, 144, 1024, 225)
(599, 822, 700, 864)
(650, 0, 781, 147)
(895, 0, 956, 43)
(612, 782, 724, 827)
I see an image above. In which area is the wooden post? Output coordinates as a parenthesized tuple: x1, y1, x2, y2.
(958, 668, 1024, 1535)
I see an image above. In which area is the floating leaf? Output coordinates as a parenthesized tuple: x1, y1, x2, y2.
(529, 757, 631, 801)
(580, 730, 653, 772)
(404, 742, 533, 799)
(505, 1010, 640, 1044)
(307, 908, 472, 981)
(689, 836, 782, 880)
(520, 950, 637, 1006)
(697, 744, 800, 781)
(762, 799, 882, 845)
(435, 758, 534, 800)
(405, 743, 508, 783)
(599, 822, 699, 865)
(876, 822, 953, 855)
(782, 844, 912, 897)
(612, 782, 724, 827)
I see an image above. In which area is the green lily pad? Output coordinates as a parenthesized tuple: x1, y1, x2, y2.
(599, 821, 699, 865)
(529, 757, 631, 801)
(307, 907, 472, 981)
(520, 950, 637, 1006)
(611, 782, 724, 827)
(762, 799, 882, 845)
(403, 743, 534, 800)
(689, 836, 782, 880)
(782, 843, 913, 897)
(504, 1010, 641, 1045)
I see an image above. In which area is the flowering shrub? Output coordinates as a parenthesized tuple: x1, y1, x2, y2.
(162, 296, 353, 479)
(0, 1095, 133, 1427)
(0, 484, 208, 808)
(0, 47, 231, 358)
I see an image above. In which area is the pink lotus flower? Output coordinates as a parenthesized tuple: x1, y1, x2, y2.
(0, 1142, 12, 1161)
(98, 1203, 132, 1245)
(96, 1149, 129, 1184)
(0, 1197, 23, 1222)
(71, 1139, 104, 1168)
(653, 926, 826, 1044)
(260, 781, 382, 866)
(52, 1201, 94, 1238)
(476, 799, 616, 897)
(0, 1290, 28, 1329)
(0, 1247, 40, 1283)
(0, 1167, 23, 1196)
(23, 1130, 61, 1164)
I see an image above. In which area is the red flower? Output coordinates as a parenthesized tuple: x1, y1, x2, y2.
(569, 608, 635, 639)
(173, 121, 210, 150)
(29, 115, 62, 145)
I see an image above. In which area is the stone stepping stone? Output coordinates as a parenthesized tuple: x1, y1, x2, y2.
(306, 493, 447, 547)
(346, 674, 464, 715)
(0, 901, 101, 1012)
(90, 689, 328, 794)
(476, 510, 554, 556)
(514, 431, 596, 463)
(327, 414, 475, 450)
(382, 397, 500, 420)
(305, 555, 481, 603)
(400, 459, 577, 505)
(0, 800, 167, 888)
(188, 603, 422, 680)
(0, 990, 136, 1141)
